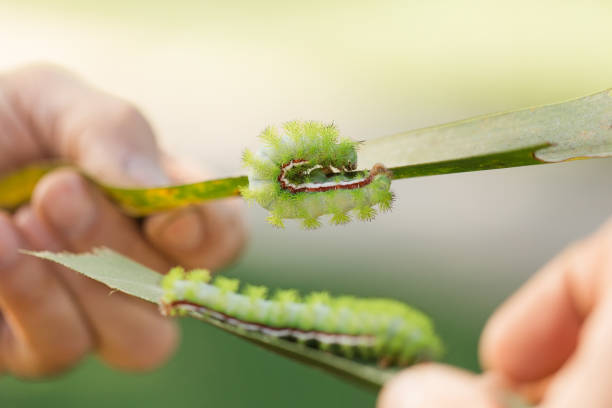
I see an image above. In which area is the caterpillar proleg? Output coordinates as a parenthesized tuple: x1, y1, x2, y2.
(161, 267, 443, 367)
(240, 121, 394, 229)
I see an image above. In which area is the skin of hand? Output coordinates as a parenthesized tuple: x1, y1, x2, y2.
(377, 219, 612, 408)
(0, 64, 246, 377)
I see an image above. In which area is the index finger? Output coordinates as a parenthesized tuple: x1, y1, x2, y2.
(480, 218, 612, 384)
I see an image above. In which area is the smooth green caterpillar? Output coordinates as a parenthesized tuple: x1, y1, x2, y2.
(240, 121, 394, 229)
(161, 267, 443, 367)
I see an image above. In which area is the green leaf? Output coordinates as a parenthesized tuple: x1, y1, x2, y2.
(100, 176, 247, 216)
(0, 161, 62, 211)
(25, 248, 395, 390)
(24, 248, 164, 303)
(386, 144, 549, 180)
(0, 163, 247, 215)
(358, 89, 612, 177)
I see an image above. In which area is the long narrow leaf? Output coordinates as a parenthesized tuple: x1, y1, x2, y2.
(358, 89, 612, 171)
(23, 248, 536, 406)
(1, 89, 611, 215)
(25, 248, 395, 390)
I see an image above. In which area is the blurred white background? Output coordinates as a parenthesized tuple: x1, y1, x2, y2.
(1, 2, 612, 405)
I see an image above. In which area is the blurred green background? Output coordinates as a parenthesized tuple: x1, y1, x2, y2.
(2, 0, 612, 406)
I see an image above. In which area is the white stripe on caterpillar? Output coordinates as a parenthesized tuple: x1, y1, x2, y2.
(240, 121, 394, 229)
(161, 267, 444, 367)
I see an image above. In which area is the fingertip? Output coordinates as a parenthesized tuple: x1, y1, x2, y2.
(479, 305, 514, 373)
(145, 208, 205, 254)
(126, 317, 179, 373)
(9, 328, 91, 379)
(13, 205, 62, 251)
(32, 169, 97, 239)
(478, 263, 580, 382)
(378, 364, 497, 408)
(99, 305, 179, 372)
(202, 199, 248, 269)
(139, 315, 180, 371)
(144, 198, 247, 270)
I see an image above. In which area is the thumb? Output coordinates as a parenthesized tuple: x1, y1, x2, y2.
(4, 63, 168, 187)
(73, 105, 169, 187)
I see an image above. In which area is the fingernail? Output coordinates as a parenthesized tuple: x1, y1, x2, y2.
(154, 209, 204, 252)
(124, 154, 169, 187)
(0, 214, 20, 268)
(39, 171, 97, 239)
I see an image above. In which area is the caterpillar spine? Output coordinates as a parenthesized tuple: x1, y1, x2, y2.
(240, 121, 394, 229)
(161, 267, 443, 367)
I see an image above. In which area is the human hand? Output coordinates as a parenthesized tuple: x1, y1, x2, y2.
(0, 64, 246, 377)
(378, 219, 612, 407)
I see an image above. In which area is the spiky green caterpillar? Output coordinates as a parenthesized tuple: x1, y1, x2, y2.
(240, 121, 394, 229)
(161, 267, 443, 367)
